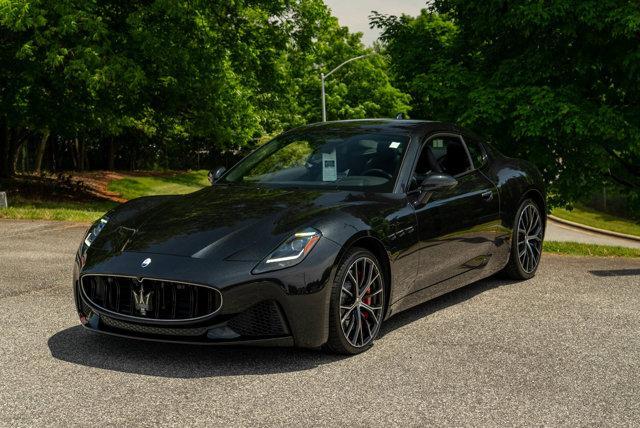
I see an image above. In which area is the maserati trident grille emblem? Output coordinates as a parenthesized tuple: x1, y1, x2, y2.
(133, 283, 153, 316)
(141, 257, 152, 268)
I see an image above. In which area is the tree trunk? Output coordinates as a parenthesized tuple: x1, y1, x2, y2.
(130, 141, 135, 171)
(10, 142, 23, 176)
(34, 130, 50, 174)
(20, 138, 28, 172)
(9, 129, 27, 177)
(83, 141, 89, 171)
(75, 138, 85, 171)
(0, 119, 8, 178)
(107, 137, 115, 170)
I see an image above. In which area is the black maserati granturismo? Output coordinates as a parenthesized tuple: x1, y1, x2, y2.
(74, 119, 546, 354)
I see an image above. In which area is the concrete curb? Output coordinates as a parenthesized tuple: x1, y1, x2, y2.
(548, 215, 640, 243)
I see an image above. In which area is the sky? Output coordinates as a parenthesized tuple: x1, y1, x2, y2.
(324, 0, 428, 46)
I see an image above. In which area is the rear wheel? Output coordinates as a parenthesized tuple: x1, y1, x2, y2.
(325, 248, 385, 354)
(502, 198, 544, 280)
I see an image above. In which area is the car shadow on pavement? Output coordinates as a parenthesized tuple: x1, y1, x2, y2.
(589, 268, 640, 277)
(379, 275, 518, 337)
(48, 275, 515, 379)
(47, 326, 344, 378)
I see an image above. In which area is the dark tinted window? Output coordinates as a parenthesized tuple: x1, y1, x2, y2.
(465, 138, 487, 168)
(223, 131, 409, 192)
(408, 135, 473, 191)
(428, 136, 472, 176)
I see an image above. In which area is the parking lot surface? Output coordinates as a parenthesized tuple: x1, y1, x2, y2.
(1, 219, 639, 426)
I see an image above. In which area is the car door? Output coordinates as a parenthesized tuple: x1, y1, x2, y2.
(409, 133, 500, 292)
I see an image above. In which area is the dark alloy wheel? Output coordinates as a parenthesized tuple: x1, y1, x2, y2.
(502, 198, 545, 280)
(326, 248, 385, 354)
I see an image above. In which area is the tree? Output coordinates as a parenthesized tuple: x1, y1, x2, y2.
(373, 1, 640, 207)
(0, 1, 290, 175)
(287, 0, 411, 123)
(0, 0, 410, 177)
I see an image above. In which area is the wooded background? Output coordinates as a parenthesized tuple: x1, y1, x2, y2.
(1, 0, 638, 215)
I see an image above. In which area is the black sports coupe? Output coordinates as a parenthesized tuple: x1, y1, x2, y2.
(74, 119, 546, 354)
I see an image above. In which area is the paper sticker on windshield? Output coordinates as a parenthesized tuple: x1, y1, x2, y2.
(389, 142, 401, 149)
(322, 150, 337, 181)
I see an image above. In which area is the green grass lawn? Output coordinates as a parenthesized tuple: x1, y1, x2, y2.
(107, 170, 209, 200)
(0, 197, 116, 223)
(543, 241, 640, 258)
(0, 170, 209, 223)
(552, 204, 640, 237)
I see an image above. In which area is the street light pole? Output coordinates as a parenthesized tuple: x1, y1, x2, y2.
(321, 72, 327, 122)
(321, 54, 372, 122)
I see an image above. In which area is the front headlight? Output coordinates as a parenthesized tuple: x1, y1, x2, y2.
(252, 228, 321, 274)
(80, 217, 109, 257)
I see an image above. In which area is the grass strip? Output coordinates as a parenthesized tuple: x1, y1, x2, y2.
(543, 241, 640, 258)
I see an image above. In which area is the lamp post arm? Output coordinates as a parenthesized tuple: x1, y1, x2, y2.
(323, 54, 372, 79)
(320, 53, 374, 122)
(321, 73, 327, 122)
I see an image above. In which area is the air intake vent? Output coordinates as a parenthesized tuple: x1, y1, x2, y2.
(227, 300, 289, 337)
(101, 316, 208, 336)
(81, 275, 222, 321)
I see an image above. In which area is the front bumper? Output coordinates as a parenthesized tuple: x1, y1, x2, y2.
(73, 238, 339, 348)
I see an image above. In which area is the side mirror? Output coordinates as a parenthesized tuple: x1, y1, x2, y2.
(416, 173, 458, 205)
(208, 166, 226, 185)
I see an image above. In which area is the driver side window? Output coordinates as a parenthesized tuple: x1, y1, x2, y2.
(428, 136, 472, 177)
(409, 134, 473, 191)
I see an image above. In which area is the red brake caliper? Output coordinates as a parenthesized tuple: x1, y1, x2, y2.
(361, 270, 371, 319)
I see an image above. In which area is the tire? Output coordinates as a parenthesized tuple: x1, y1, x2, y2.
(325, 248, 386, 355)
(501, 198, 545, 280)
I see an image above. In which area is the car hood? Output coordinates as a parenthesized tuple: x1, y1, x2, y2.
(93, 185, 374, 261)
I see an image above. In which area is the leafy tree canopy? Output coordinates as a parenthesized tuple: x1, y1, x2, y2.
(0, 0, 409, 175)
(373, 1, 640, 207)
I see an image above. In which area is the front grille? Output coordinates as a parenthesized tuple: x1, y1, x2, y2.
(101, 316, 208, 337)
(227, 300, 290, 337)
(81, 275, 222, 321)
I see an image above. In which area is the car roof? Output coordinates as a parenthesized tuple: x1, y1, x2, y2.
(283, 119, 458, 137)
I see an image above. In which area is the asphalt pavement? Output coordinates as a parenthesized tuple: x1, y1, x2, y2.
(1, 219, 640, 426)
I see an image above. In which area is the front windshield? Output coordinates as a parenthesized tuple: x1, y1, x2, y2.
(223, 131, 409, 192)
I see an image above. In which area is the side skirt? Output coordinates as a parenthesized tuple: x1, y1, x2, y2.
(385, 264, 498, 318)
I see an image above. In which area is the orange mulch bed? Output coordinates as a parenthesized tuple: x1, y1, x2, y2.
(2, 170, 192, 203)
(67, 171, 128, 203)
(1, 171, 134, 203)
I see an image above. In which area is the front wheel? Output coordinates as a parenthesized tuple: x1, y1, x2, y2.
(501, 198, 544, 280)
(325, 248, 386, 355)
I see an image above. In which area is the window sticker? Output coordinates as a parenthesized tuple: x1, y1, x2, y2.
(322, 149, 337, 181)
(389, 141, 401, 149)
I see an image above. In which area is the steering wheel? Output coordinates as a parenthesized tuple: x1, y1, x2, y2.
(362, 168, 393, 180)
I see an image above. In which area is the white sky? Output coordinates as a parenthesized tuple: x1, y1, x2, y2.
(324, 0, 429, 46)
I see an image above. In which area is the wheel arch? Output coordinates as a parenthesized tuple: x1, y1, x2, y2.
(521, 187, 547, 228)
(501, 184, 547, 230)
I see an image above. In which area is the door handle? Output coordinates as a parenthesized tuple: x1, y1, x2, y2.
(481, 191, 494, 202)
